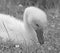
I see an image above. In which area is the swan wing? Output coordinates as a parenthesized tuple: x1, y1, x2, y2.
(0, 14, 25, 43)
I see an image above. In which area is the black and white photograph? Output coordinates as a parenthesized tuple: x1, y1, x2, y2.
(0, 0, 60, 53)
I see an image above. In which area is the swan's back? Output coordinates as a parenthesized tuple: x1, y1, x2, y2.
(0, 14, 25, 43)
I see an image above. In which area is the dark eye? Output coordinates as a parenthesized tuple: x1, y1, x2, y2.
(36, 24, 39, 27)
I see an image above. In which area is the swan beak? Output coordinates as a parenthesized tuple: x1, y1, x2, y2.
(35, 28, 44, 45)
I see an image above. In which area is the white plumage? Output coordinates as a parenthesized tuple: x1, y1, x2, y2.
(0, 6, 47, 46)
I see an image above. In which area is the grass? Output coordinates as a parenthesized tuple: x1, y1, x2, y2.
(0, 36, 43, 53)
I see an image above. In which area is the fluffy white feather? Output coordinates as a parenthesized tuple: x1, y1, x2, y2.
(0, 6, 47, 46)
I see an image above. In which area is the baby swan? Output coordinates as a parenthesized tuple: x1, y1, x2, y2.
(0, 6, 47, 46)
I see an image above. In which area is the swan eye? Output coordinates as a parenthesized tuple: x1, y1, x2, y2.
(36, 24, 39, 27)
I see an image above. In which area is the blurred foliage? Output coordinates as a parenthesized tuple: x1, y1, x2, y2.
(0, 0, 60, 13)
(0, 0, 60, 20)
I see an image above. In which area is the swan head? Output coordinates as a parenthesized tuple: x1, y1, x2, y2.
(23, 6, 48, 30)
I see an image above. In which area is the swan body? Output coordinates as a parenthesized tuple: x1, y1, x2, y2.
(0, 6, 47, 46)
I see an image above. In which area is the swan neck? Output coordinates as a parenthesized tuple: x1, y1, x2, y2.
(24, 20, 34, 32)
(23, 11, 34, 32)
